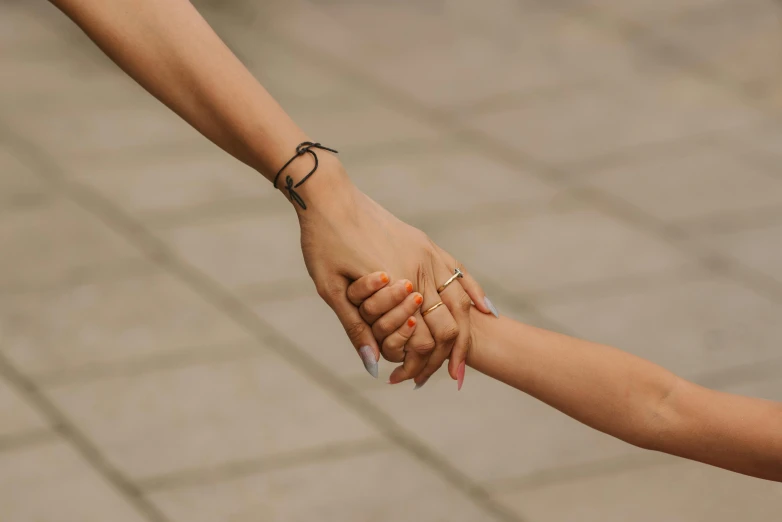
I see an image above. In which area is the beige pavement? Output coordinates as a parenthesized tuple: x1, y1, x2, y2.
(1, 0, 782, 520)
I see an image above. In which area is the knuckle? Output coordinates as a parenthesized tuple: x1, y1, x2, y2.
(373, 317, 394, 337)
(360, 300, 379, 318)
(316, 281, 341, 302)
(381, 343, 405, 363)
(410, 338, 435, 355)
(436, 323, 459, 344)
(457, 292, 472, 313)
(344, 320, 367, 341)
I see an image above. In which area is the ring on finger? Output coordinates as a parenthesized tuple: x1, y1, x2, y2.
(422, 301, 445, 317)
(436, 267, 464, 294)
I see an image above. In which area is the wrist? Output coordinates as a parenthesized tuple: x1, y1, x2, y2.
(466, 307, 491, 369)
(272, 147, 358, 218)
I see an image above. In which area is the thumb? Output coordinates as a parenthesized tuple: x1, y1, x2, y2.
(327, 283, 380, 379)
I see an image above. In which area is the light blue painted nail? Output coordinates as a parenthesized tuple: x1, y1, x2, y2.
(358, 345, 378, 378)
(484, 296, 499, 318)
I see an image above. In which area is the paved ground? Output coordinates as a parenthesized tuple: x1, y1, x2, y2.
(2, 0, 782, 520)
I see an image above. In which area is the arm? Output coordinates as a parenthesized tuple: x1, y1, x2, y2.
(468, 310, 782, 482)
(49, 0, 494, 383)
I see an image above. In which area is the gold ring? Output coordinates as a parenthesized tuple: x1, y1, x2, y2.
(422, 301, 445, 317)
(436, 267, 464, 294)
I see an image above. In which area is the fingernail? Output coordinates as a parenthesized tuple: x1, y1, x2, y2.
(414, 294, 423, 305)
(407, 317, 416, 328)
(457, 361, 466, 391)
(484, 296, 499, 318)
(380, 273, 389, 284)
(413, 377, 429, 390)
(405, 281, 414, 294)
(358, 345, 378, 378)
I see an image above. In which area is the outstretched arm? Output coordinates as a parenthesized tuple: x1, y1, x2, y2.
(50, 0, 305, 180)
(349, 272, 782, 481)
(49, 0, 494, 385)
(468, 311, 782, 482)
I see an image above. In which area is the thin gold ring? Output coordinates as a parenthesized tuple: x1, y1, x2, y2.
(436, 267, 464, 294)
(422, 301, 445, 317)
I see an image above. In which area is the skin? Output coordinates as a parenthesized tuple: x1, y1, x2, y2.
(352, 272, 782, 482)
(47, 0, 496, 384)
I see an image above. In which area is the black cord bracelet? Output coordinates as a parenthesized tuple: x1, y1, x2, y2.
(272, 141, 338, 210)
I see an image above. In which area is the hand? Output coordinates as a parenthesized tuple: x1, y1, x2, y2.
(292, 157, 495, 386)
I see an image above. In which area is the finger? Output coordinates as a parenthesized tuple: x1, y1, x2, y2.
(323, 280, 380, 379)
(388, 350, 428, 384)
(415, 258, 470, 385)
(359, 279, 415, 325)
(347, 271, 390, 306)
(372, 291, 423, 342)
(387, 309, 434, 384)
(380, 316, 417, 363)
(436, 247, 497, 318)
(415, 260, 460, 384)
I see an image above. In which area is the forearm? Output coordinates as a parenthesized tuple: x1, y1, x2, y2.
(467, 310, 782, 481)
(50, 0, 348, 205)
(467, 311, 678, 449)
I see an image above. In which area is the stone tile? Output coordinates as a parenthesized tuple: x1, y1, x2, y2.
(0, 269, 250, 380)
(251, 295, 379, 382)
(363, 369, 640, 483)
(0, 378, 48, 439)
(351, 12, 642, 109)
(69, 147, 272, 220)
(0, 146, 48, 207)
(721, 373, 782, 401)
(0, 199, 141, 290)
(47, 355, 377, 479)
(729, 123, 782, 166)
(494, 452, 782, 522)
(584, 146, 782, 224)
(149, 449, 499, 522)
(537, 275, 782, 378)
(4, 94, 199, 164)
(701, 221, 782, 284)
(0, 439, 147, 522)
(347, 146, 557, 219)
(158, 212, 310, 291)
(652, 0, 782, 90)
(0, 51, 139, 112)
(465, 74, 762, 166)
(432, 206, 688, 295)
(0, 1, 71, 48)
(579, 0, 732, 20)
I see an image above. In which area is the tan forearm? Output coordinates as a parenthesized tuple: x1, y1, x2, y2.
(663, 382, 782, 481)
(50, 0, 307, 181)
(466, 310, 782, 481)
(466, 311, 678, 449)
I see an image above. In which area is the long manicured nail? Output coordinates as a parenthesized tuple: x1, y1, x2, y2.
(358, 345, 378, 378)
(457, 361, 466, 391)
(413, 377, 430, 390)
(484, 296, 499, 318)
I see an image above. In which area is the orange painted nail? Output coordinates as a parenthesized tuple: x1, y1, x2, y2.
(379, 272, 389, 284)
(407, 317, 416, 328)
(405, 281, 413, 294)
(414, 294, 423, 305)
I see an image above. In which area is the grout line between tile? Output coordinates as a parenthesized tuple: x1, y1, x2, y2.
(137, 437, 390, 492)
(0, 354, 172, 522)
(0, 428, 60, 455)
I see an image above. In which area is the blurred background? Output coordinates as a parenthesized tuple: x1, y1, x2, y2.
(2, 0, 782, 520)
